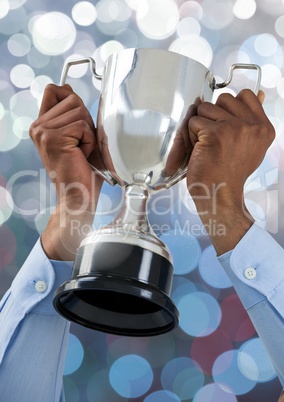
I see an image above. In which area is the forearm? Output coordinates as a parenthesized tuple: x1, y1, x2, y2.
(42, 175, 103, 260)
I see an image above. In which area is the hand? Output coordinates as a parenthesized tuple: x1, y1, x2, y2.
(29, 84, 103, 260)
(186, 89, 275, 254)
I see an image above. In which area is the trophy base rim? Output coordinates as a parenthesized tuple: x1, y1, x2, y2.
(53, 274, 179, 337)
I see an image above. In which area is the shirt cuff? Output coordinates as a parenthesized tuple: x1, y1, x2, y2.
(0, 239, 73, 364)
(219, 223, 284, 316)
(9, 238, 73, 315)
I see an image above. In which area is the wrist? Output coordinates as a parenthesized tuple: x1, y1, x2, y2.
(56, 173, 104, 213)
(193, 195, 254, 256)
(41, 207, 95, 261)
(42, 177, 103, 261)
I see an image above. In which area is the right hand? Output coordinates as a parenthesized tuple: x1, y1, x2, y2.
(30, 84, 103, 211)
(29, 84, 103, 260)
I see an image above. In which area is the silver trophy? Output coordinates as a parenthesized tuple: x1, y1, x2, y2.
(53, 48, 261, 336)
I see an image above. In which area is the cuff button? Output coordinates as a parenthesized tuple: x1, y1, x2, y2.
(244, 267, 257, 280)
(35, 280, 47, 293)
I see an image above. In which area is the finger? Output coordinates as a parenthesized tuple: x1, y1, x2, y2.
(60, 121, 97, 158)
(176, 103, 198, 153)
(235, 89, 269, 122)
(214, 92, 258, 121)
(188, 115, 217, 145)
(197, 100, 236, 122)
(36, 91, 96, 134)
(75, 126, 97, 159)
(39, 84, 74, 116)
(163, 135, 191, 177)
(37, 95, 82, 126)
(37, 104, 96, 134)
(199, 90, 266, 124)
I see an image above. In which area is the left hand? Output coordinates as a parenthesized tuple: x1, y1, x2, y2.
(186, 89, 275, 254)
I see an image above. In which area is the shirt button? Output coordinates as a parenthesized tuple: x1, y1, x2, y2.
(35, 280, 47, 293)
(244, 267, 257, 280)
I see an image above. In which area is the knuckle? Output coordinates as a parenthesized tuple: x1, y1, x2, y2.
(43, 83, 57, 95)
(29, 121, 41, 141)
(236, 88, 254, 101)
(80, 104, 89, 118)
(188, 115, 198, 127)
(78, 119, 91, 133)
(29, 121, 36, 138)
(29, 122, 51, 148)
(250, 121, 275, 146)
(68, 93, 83, 108)
(78, 119, 88, 129)
(215, 92, 234, 107)
(267, 124, 276, 143)
(197, 101, 210, 114)
(75, 104, 91, 123)
(238, 88, 252, 97)
(38, 130, 57, 154)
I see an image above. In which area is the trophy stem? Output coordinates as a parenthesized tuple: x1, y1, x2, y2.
(112, 184, 152, 234)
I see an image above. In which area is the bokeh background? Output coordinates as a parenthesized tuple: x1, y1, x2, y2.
(1, 0, 284, 401)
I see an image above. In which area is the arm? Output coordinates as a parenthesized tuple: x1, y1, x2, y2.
(186, 89, 284, 385)
(0, 84, 103, 402)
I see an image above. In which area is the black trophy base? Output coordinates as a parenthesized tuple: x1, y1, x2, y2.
(53, 242, 179, 337)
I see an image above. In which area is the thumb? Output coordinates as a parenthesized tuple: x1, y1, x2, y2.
(257, 89, 265, 105)
(39, 84, 74, 116)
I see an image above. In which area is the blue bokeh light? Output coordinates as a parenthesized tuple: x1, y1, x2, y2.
(63, 378, 80, 402)
(109, 354, 153, 398)
(212, 350, 257, 395)
(193, 383, 237, 402)
(199, 245, 232, 289)
(160, 229, 201, 274)
(238, 338, 277, 382)
(64, 333, 84, 375)
(171, 276, 197, 305)
(177, 291, 222, 337)
(144, 390, 181, 402)
(161, 357, 204, 400)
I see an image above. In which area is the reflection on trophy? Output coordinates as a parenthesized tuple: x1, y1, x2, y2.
(53, 48, 261, 336)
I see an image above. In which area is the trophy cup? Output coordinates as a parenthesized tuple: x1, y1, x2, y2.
(53, 48, 261, 336)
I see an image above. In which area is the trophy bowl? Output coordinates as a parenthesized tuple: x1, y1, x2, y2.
(53, 48, 261, 336)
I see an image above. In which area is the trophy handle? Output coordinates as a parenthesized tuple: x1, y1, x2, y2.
(213, 63, 262, 94)
(60, 57, 103, 85)
(59, 58, 117, 186)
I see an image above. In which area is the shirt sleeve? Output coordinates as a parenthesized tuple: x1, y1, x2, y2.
(218, 223, 284, 387)
(0, 238, 73, 402)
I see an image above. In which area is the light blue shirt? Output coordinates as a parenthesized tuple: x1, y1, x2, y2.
(219, 223, 284, 388)
(0, 223, 284, 401)
(0, 239, 73, 402)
